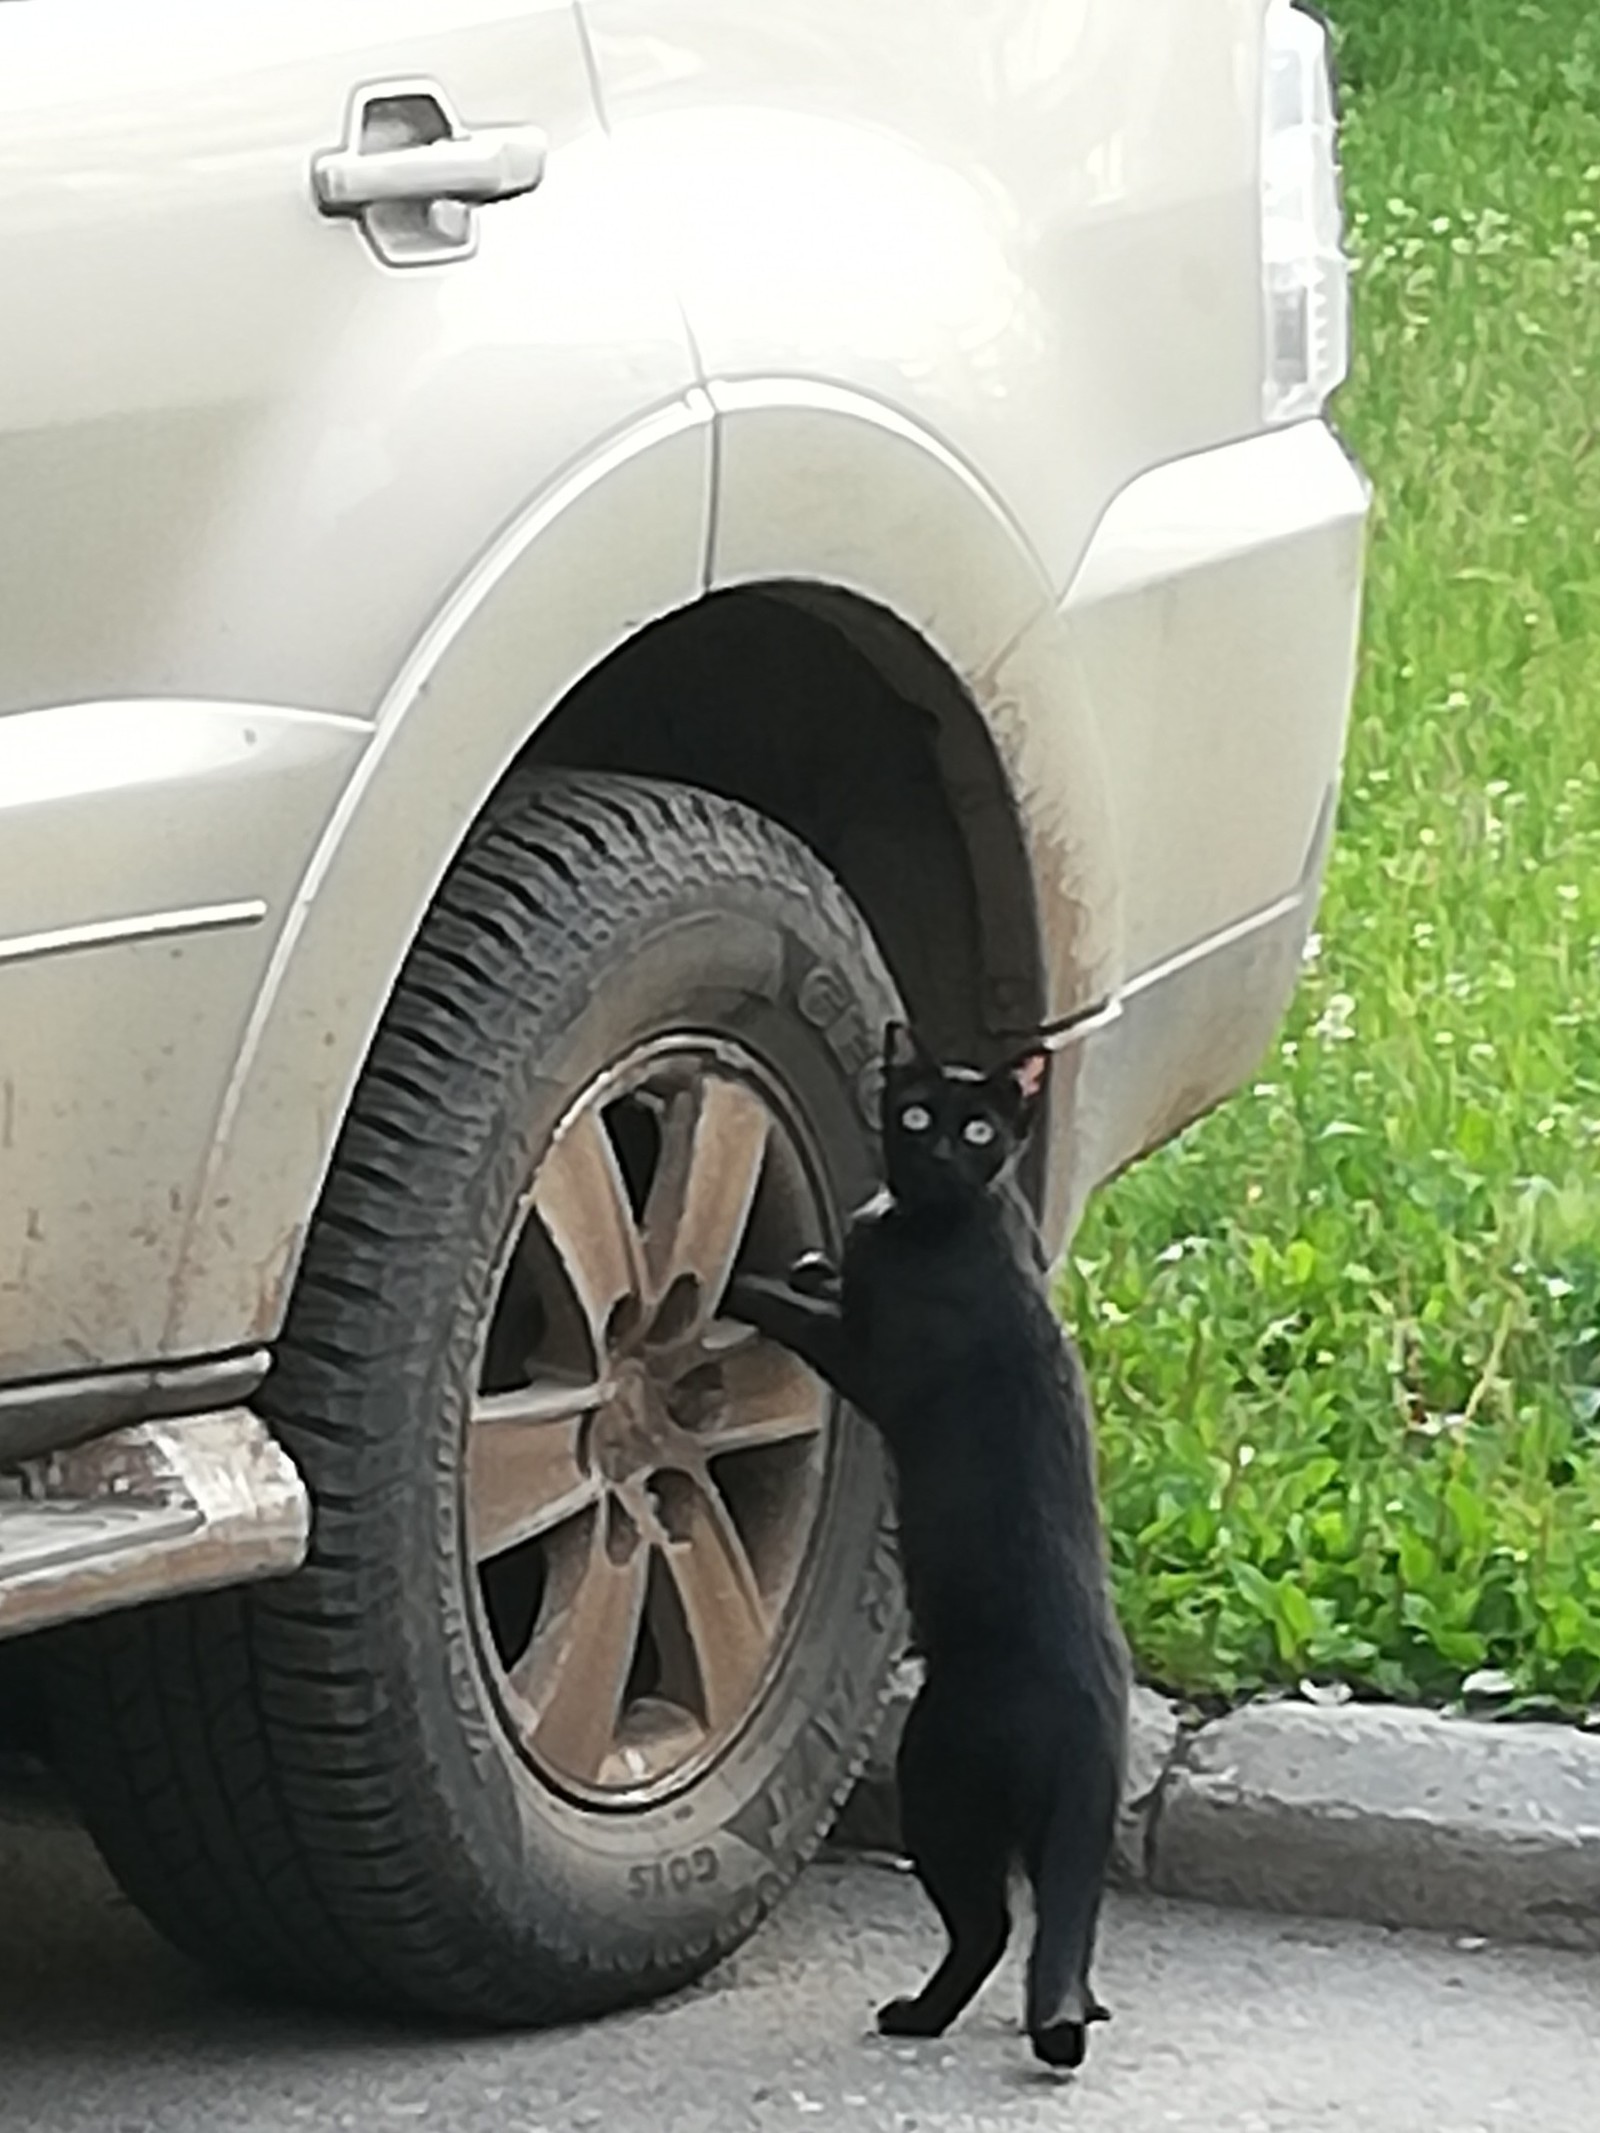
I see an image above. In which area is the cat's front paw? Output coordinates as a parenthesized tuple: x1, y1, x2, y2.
(876, 1996, 946, 2040)
(723, 1272, 796, 1334)
(788, 1249, 841, 1300)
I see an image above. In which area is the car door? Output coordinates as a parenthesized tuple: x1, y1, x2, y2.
(0, 0, 701, 721)
(0, 0, 705, 1383)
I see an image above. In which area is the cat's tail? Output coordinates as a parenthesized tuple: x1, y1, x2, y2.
(1023, 1740, 1119, 2068)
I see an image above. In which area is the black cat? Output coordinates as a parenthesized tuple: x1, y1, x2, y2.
(729, 1024, 1130, 2071)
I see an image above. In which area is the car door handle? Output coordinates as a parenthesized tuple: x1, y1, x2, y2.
(313, 125, 548, 215)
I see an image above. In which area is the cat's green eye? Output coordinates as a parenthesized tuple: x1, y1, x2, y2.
(962, 1116, 996, 1148)
(901, 1103, 933, 1133)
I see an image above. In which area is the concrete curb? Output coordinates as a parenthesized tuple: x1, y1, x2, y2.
(833, 1674, 1600, 1954)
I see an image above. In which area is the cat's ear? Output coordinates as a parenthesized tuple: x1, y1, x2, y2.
(883, 1022, 934, 1076)
(996, 1046, 1050, 1131)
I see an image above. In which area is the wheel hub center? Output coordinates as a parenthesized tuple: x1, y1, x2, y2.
(591, 1359, 679, 1485)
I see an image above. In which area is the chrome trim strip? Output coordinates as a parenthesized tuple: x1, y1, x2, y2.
(1039, 995, 1123, 1053)
(1119, 887, 1307, 1002)
(1040, 888, 1306, 1056)
(0, 898, 268, 970)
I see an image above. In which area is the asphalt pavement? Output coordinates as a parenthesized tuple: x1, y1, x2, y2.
(1, 1799, 1595, 2133)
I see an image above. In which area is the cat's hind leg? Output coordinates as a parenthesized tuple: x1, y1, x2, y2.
(1022, 1736, 1119, 2069)
(876, 1691, 1011, 2040)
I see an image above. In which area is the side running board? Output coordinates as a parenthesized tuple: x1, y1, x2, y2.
(0, 1409, 310, 1641)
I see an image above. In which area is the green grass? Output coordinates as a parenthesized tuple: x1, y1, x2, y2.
(1071, 0, 1600, 1713)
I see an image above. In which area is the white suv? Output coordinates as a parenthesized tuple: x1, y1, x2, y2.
(0, 0, 1365, 2019)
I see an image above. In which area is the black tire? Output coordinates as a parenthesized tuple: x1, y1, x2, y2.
(41, 771, 903, 2021)
(0, 1641, 45, 1754)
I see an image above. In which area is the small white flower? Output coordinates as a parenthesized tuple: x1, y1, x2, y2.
(1462, 1669, 1516, 1701)
(1300, 1679, 1352, 1706)
(1312, 993, 1357, 1043)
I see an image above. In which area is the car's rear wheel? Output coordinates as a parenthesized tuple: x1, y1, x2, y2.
(41, 770, 903, 2020)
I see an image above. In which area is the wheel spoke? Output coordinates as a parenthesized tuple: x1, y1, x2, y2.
(697, 1339, 830, 1455)
(659, 1478, 772, 1733)
(642, 1076, 770, 1322)
(468, 1377, 605, 1560)
(533, 1107, 646, 1354)
(515, 1522, 648, 1784)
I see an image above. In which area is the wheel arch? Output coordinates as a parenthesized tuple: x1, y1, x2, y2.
(170, 396, 1120, 1355)
(531, 582, 1045, 1063)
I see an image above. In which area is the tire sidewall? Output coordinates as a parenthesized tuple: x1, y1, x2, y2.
(266, 793, 903, 2007)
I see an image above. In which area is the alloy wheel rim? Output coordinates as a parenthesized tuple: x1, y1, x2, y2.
(465, 1037, 836, 1803)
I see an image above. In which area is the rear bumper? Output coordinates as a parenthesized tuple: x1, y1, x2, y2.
(1050, 792, 1333, 1234)
(1040, 418, 1368, 1242)
(1066, 418, 1369, 980)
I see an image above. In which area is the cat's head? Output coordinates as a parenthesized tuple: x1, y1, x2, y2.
(880, 1023, 1049, 1206)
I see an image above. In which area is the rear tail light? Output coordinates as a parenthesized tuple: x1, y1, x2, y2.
(1261, 0, 1350, 426)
